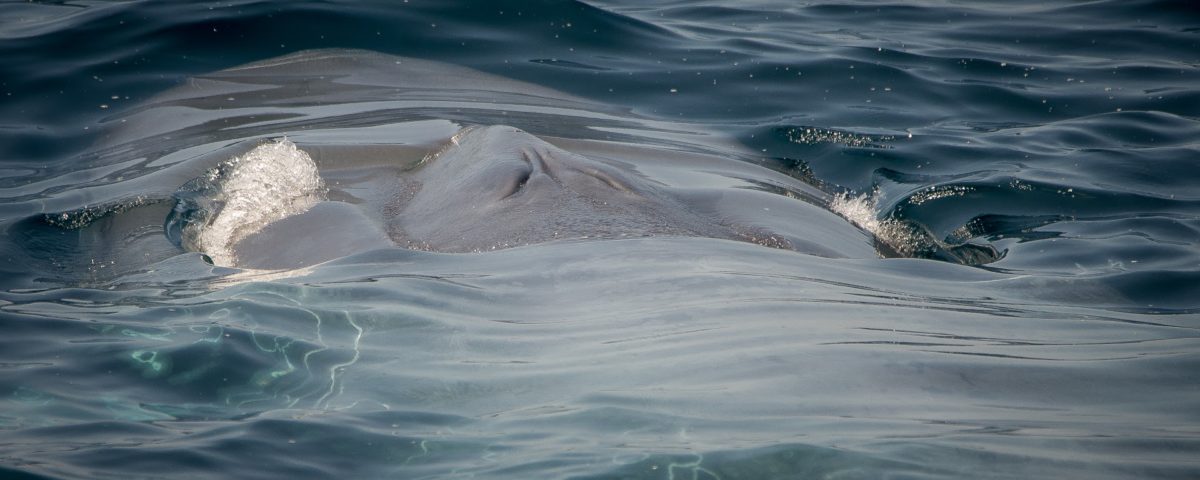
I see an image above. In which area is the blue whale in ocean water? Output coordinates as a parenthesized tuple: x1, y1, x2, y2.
(172, 123, 879, 270)
(20, 49, 983, 279)
(147, 50, 885, 271)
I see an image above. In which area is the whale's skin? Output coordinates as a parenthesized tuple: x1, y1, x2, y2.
(389, 125, 795, 253)
(32, 49, 883, 274)
(204, 121, 878, 269)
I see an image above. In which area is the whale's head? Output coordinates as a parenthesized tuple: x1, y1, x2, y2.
(391, 125, 730, 252)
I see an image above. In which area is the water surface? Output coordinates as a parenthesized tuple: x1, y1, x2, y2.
(0, 1, 1198, 479)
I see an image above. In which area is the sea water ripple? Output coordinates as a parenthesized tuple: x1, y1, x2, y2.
(0, 1, 1198, 479)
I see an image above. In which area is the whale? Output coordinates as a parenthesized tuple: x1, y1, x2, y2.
(137, 49, 890, 271)
(168, 122, 881, 270)
(14, 49, 922, 280)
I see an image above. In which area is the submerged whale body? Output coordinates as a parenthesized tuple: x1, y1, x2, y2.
(171, 124, 879, 270)
(148, 49, 887, 270)
(23, 48, 985, 278)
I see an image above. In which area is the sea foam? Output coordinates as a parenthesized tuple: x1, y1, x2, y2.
(180, 139, 325, 267)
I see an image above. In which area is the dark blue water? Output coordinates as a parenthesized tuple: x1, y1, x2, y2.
(1, 1, 1198, 479)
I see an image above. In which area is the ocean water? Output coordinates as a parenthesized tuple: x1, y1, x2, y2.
(1, 1, 1198, 479)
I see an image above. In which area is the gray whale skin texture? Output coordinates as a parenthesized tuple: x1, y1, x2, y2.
(157, 50, 882, 270)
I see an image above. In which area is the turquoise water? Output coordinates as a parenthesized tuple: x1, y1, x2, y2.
(1, 1, 1198, 478)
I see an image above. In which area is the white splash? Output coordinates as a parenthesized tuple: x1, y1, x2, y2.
(830, 190, 919, 257)
(193, 139, 325, 267)
(830, 190, 882, 234)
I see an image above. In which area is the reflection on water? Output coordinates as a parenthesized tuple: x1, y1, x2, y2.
(2, 238, 1197, 478)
